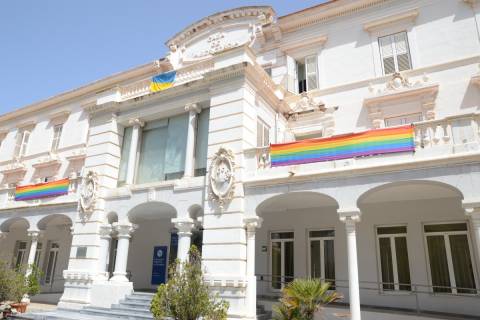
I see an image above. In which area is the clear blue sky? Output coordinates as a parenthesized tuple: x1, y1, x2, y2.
(0, 1, 325, 114)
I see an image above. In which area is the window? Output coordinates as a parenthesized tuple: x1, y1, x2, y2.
(424, 223, 477, 294)
(13, 241, 27, 268)
(376, 226, 411, 291)
(309, 230, 335, 288)
(34, 242, 43, 267)
(7, 183, 16, 202)
(44, 242, 60, 284)
(297, 55, 318, 93)
(270, 231, 294, 290)
(14, 129, 31, 158)
(194, 108, 210, 177)
(51, 124, 63, 152)
(385, 113, 422, 127)
(118, 127, 133, 186)
(379, 32, 412, 75)
(136, 114, 188, 184)
(257, 120, 270, 147)
(108, 238, 118, 278)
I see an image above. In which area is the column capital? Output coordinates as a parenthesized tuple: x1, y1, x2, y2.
(128, 118, 145, 128)
(99, 224, 113, 239)
(185, 103, 201, 114)
(172, 217, 195, 235)
(462, 200, 480, 217)
(243, 216, 263, 231)
(113, 222, 137, 238)
(27, 230, 42, 241)
(338, 208, 362, 223)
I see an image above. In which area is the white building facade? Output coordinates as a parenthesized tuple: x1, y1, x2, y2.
(1, 1, 480, 319)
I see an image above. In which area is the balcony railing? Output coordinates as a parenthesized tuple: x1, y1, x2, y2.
(245, 113, 480, 176)
(119, 60, 215, 101)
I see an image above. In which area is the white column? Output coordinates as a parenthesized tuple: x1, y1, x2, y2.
(244, 216, 262, 319)
(111, 223, 135, 282)
(26, 230, 41, 276)
(172, 217, 195, 262)
(464, 204, 480, 265)
(125, 119, 144, 185)
(339, 209, 362, 320)
(97, 224, 112, 280)
(184, 103, 201, 178)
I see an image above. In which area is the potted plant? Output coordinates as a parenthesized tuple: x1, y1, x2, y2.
(273, 278, 341, 320)
(9, 265, 42, 313)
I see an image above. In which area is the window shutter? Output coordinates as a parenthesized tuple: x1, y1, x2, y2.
(305, 55, 318, 91)
(379, 36, 396, 75)
(394, 33, 411, 71)
(14, 130, 23, 157)
(286, 55, 297, 93)
(20, 131, 30, 157)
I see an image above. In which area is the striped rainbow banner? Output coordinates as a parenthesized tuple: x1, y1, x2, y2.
(15, 178, 70, 201)
(270, 125, 415, 167)
(150, 70, 176, 92)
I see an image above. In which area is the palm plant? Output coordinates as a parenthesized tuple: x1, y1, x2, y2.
(273, 279, 340, 320)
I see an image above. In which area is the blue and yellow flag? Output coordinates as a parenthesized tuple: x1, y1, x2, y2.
(150, 71, 176, 92)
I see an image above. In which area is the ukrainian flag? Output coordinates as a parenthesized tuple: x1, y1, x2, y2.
(150, 71, 176, 92)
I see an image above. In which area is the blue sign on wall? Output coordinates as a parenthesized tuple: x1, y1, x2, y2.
(151, 246, 168, 285)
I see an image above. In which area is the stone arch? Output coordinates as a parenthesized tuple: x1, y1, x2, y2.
(0, 217, 30, 232)
(357, 180, 464, 208)
(126, 201, 177, 224)
(37, 214, 73, 231)
(255, 191, 339, 216)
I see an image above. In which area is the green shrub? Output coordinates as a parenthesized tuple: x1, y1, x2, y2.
(150, 246, 229, 320)
(0, 260, 42, 303)
(273, 279, 341, 320)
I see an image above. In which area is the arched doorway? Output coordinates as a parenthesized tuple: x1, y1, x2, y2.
(0, 217, 30, 268)
(126, 202, 177, 291)
(255, 192, 340, 297)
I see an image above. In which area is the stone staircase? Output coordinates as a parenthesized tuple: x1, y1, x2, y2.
(79, 292, 154, 319)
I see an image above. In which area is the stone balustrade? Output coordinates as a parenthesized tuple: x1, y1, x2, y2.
(245, 113, 480, 177)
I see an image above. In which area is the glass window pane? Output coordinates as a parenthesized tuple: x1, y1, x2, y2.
(310, 240, 321, 278)
(427, 235, 452, 293)
(118, 127, 133, 184)
(449, 235, 476, 294)
(137, 125, 167, 183)
(257, 121, 263, 147)
(309, 230, 335, 238)
(379, 237, 395, 291)
(424, 223, 467, 233)
(271, 242, 281, 289)
(164, 114, 188, 180)
(271, 232, 294, 240)
(324, 239, 335, 286)
(395, 237, 411, 291)
(284, 241, 294, 284)
(194, 108, 209, 175)
(377, 226, 407, 235)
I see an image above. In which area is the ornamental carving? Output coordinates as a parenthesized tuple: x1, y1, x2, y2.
(209, 147, 235, 211)
(79, 170, 98, 219)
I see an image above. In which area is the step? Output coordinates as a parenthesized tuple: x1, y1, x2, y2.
(131, 292, 155, 297)
(80, 306, 153, 320)
(118, 299, 152, 308)
(112, 304, 152, 315)
(125, 294, 154, 302)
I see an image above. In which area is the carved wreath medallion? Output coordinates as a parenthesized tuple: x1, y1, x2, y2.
(79, 170, 98, 217)
(209, 147, 235, 211)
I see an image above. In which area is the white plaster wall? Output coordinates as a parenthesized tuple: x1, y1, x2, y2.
(126, 218, 173, 291)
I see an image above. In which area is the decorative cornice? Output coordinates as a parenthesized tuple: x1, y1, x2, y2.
(364, 82, 439, 107)
(278, 34, 328, 53)
(166, 6, 274, 48)
(363, 8, 419, 32)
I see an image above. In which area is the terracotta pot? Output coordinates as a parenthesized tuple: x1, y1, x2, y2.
(10, 302, 28, 313)
(2, 310, 12, 318)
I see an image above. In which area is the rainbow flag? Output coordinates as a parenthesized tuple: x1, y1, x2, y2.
(270, 125, 414, 167)
(150, 71, 176, 92)
(15, 178, 70, 201)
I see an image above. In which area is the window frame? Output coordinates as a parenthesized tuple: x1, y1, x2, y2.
(257, 119, 271, 148)
(50, 123, 63, 153)
(269, 230, 294, 292)
(423, 221, 478, 295)
(296, 55, 318, 94)
(384, 112, 423, 128)
(307, 228, 335, 285)
(375, 225, 411, 293)
(378, 31, 412, 75)
(14, 128, 31, 158)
